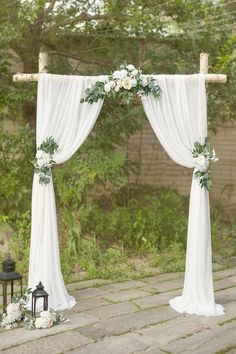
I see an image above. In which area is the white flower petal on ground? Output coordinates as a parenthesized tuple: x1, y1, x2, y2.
(115, 86, 120, 92)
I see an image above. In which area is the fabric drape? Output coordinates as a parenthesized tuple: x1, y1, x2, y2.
(29, 74, 104, 310)
(142, 74, 224, 316)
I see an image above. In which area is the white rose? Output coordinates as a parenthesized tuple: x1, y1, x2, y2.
(104, 83, 111, 92)
(36, 158, 44, 168)
(120, 69, 128, 78)
(36, 149, 44, 159)
(6, 303, 22, 322)
(35, 317, 44, 329)
(132, 79, 137, 87)
(40, 310, 55, 322)
(42, 152, 51, 165)
(122, 77, 132, 90)
(131, 69, 138, 77)
(109, 80, 116, 89)
(7, 303, 20, 314)
(113, 70, 122, 79)
(116, 80, 123, 88)
(127, 64, 135, 71)
(195, 154, 209, 171)
(35, 315, 53, 329)
(140, 75, 148, 87)
(115, 86, 120, 92)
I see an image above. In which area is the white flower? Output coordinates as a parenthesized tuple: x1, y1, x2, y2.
(115, 86, 120, 92)
(195, 154, 206, 167)
(104, 83, 111, 93)
(140, 75, 148, 87)
(36, 149, 44, 159)
(40, 310, 57, 323)
(7, 302, 20, 314)
(35, 317, 44, 329)
(195, 154, 209, 172)
(6, 303, 22, 322)
(130, 69, 138, 77)
(120, 69, 128, 79)
(211, 149, 219, 162)
(42, 152, 51, 165)
(109, 80, 116, 89)
(36, 158, 44, 168)
(132, 79, 137, 87)
(35, 312, 54, 329)
(127, 64, 135, 71)
(116, 80, 123, 88)
(113, 70, 122, 79)
(122, 77, 132, 90)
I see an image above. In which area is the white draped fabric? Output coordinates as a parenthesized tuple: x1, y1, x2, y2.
(29, 74, 104, 310)
(142, 74, 224, 316)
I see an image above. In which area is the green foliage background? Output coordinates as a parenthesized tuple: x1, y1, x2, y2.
(0, 0, 236, 281)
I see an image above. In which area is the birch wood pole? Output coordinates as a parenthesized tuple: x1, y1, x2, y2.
(200, 53, 209, 74)
(13, 52, 227, 83)
(38, 52, 48, 73)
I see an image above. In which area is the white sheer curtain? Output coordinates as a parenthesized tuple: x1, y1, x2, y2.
(142, 74, 224, 316)
(29, 74, 104, 310)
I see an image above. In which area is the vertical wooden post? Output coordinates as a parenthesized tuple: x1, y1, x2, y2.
(38, 52, 48, 73)
(200, 53, 209, 74)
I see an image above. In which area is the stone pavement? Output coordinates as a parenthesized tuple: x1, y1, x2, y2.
(1, 268, 236, 354)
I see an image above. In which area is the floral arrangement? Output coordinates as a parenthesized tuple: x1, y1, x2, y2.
(32, 136, 58, 185)
(81, 63, 161, 104)
(0, 289, 30, 329)
(0, 289, 68, 330)
(192, 138, 218, 190)
(25, 309, 68, 330)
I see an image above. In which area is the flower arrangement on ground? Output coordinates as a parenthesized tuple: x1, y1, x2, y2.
(32, 136, 59, 185)
(0, 289, 31, 329)
(192, 138, 218, 190)
(81, 63, 161, 104)
(25, 309, 68, 330)
(0, 289, 68, 330)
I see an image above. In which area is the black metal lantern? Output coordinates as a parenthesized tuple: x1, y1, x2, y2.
(0, 255, 23, 312)
(31, 281, 48, 317)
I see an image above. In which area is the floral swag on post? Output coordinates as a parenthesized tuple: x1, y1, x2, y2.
(32, 136, 58, 185)
(81, 63, 161, 104)
(192, 138, 218, 190)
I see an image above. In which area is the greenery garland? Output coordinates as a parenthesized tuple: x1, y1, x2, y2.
(81, 63, 161, 104)
(32, 137, 59, 185)
(192, 138, 218, 190)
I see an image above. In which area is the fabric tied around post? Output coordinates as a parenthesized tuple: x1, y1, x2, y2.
(142, 74, 224, 316)
(29, 74, 105, 310)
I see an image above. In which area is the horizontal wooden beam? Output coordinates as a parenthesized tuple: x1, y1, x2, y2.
(13, 73, 39, 82)
(13, 73, 227, 83)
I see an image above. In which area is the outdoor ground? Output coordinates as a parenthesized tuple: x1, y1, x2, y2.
(1, 268, 236, 354)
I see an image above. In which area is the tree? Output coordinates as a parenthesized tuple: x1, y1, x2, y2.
(0, 0, 235, 126)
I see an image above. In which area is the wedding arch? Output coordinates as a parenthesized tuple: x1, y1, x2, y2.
(13, 53, 227, 317)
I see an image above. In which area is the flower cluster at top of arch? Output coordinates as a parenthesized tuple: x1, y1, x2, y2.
(81, 63, 161, 104)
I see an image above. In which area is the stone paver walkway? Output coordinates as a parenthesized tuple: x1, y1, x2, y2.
(1, 268, 236, 354)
